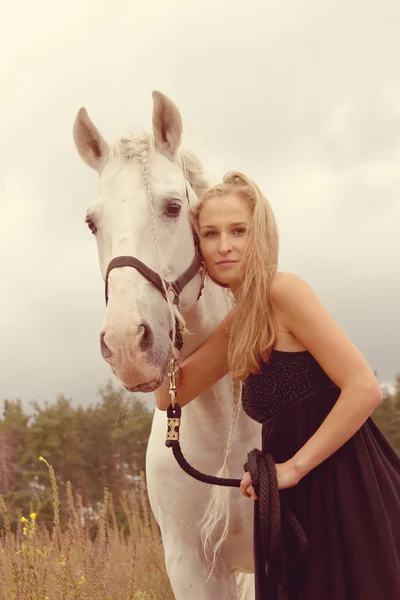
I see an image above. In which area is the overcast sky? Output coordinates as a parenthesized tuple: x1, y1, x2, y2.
(0, 0, 399, 411)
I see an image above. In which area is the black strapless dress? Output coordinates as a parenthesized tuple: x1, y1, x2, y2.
(242, 349, 400, 600)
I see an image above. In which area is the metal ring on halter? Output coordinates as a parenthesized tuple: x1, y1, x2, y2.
(166, 283, 180, 307)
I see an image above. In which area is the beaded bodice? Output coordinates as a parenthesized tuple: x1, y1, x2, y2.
(242, 350, 338, 424)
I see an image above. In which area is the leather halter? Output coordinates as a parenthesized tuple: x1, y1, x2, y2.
(104, 181, 205, 351)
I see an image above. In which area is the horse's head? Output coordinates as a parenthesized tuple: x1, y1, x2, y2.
(73, 92, 208, 392)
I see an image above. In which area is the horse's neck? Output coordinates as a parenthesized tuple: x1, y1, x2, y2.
(178, 285, 257, 458)
(180, 283, 235, 425)
(181, 282, 232, 359)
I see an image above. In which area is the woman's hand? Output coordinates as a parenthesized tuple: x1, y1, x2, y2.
(240, 460, 302, 499)
(240, 471, 258, 499)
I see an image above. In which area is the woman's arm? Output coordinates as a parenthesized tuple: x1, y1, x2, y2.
(272, 272, 383, 483)
(154, 308, 236, 411)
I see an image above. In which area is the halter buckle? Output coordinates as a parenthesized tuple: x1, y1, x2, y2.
(165, 357, 181, 446)
(168, 356, 179, 409)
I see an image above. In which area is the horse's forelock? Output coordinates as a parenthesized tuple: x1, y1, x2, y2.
(108, 129, 154, 161)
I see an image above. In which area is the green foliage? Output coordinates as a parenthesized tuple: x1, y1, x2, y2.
(0, 382, 154, 533)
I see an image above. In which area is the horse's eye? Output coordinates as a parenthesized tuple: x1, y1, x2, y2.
(85, 216, 97, 234)
(166, 203, 182, 218)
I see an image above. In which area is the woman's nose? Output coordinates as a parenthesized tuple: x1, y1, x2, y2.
(219, 235, 232, 253)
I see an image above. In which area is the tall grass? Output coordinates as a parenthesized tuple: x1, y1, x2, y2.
(0, 459, 174, 600)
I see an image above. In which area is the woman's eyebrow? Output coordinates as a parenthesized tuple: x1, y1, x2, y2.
(200, 221, 247, 230)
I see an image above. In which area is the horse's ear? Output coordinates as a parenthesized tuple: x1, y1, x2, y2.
(73, 108, 108, 171)
(152, 91, 182, 157)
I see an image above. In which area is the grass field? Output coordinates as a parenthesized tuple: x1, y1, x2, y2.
(0, 458, 174, 600)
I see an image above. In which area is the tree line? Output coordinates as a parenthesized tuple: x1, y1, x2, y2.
(0, 375, 399, 533)
(0, 382, 153, 533)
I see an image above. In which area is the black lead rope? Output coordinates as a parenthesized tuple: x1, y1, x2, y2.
(166, 403, 242, 488)
(166, 403, 309, 600)
(244, 450, 309, 600)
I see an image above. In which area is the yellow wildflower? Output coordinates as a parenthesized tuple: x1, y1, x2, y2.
(22, 527, 27, 535)
(21, 516, 27, 523)
(30, 512, 36, 520)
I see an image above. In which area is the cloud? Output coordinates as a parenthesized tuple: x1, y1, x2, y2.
(0, 0, 399, 409)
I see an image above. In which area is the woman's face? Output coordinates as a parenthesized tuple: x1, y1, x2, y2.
(198, 193, 252, 291)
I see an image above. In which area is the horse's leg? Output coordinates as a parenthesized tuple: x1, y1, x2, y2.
(166, 549, 239, 600)
(159, 512, 239, 600)
(165, 549, 239, 600)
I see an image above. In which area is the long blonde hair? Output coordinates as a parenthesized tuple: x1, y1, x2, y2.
(192, 171, 279, 379)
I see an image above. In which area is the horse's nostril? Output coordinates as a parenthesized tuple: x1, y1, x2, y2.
(100, 332, 113, 360)
(138, 321, 153, 353)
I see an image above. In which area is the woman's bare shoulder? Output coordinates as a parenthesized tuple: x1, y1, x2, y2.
(270, 271, 307, 304)
(269, 271, 381, 395)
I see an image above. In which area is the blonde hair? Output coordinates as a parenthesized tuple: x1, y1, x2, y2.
(192, 171, 279, 380)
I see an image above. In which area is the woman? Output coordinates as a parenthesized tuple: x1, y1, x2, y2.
(155, 172, 400, 599)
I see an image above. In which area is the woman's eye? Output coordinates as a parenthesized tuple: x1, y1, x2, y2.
(233, 228, 246, 235)
(166, 203, 182, 218)
(85, 216, 97, 234)
(203, 231, 217, 238)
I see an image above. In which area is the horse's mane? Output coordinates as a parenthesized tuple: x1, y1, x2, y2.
(180, 148, 209, 199)
(108, 130, 209, 200)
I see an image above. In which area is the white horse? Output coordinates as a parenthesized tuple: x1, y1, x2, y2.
(73, 91, 261, 599)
